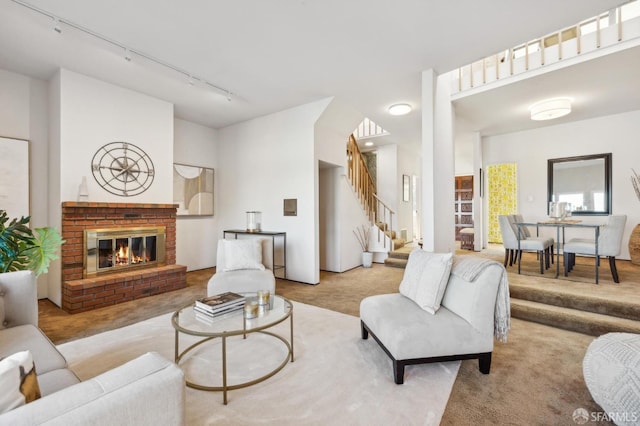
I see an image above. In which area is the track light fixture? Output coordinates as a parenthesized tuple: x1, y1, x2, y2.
(53, 16, 62, 33)
(12, 0, 233, 101)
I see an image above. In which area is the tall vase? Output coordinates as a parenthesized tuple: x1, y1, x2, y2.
(362, 252, 373, 268)
(629, 224, 640, 266)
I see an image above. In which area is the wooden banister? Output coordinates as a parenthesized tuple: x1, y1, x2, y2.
(347, 134, 395, 248)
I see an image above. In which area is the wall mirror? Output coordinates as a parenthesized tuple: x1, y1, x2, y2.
(547, 153, 612, 216)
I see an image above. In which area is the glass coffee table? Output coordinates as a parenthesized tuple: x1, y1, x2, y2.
(171, 293, 294, 404)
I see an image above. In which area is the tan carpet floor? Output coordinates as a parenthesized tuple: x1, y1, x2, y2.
(39, 246, 639, 425)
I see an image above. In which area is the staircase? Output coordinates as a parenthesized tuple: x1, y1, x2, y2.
(347, 135, 398, 257)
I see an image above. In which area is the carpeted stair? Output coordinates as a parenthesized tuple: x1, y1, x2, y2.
(510, 284, 640, 336)
(380, 250, 640, 335)
(375, 222, 406, 257)
(384, 246, 411, 268)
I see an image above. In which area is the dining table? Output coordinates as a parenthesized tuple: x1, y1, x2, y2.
(514, 219, 602, 283)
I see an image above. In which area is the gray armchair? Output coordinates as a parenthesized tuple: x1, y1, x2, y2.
(563, 215, 627, 283)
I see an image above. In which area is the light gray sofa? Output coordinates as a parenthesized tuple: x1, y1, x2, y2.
(0, 270, 185, 425)
(360, 255, 508, 384)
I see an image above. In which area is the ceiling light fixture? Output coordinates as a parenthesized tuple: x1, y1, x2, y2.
(11, 0, 233, 100)
(388, 103, 412, 116)
(365, 141, 374, 147)
(530, 98, 572, 121)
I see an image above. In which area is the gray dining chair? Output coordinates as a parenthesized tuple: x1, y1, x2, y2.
(498, 215, 552, 274)
(563, 215, 627, 283)
(512, 214, 554, 265)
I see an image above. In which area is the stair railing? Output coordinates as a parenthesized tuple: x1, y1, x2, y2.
(347, 134, 395, 248)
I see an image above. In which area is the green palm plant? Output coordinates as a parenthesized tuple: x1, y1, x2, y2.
(0, 210, 65, 276)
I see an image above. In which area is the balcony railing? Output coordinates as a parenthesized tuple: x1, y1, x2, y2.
(452, 0, 640, 94)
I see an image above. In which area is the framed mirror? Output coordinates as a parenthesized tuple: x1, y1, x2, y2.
(547, 153, 612, 216)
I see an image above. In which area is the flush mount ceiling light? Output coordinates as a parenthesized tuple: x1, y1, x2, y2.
(365, 141, 374, 147)
(530, 98, 572, 121)
(388, 103, 412, 116)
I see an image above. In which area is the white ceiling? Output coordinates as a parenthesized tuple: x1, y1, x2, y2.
(0, 0, 631, 152)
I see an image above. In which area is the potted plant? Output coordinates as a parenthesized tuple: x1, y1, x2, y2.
(354, 224, 373, 268)
(0, 210, 65, 276)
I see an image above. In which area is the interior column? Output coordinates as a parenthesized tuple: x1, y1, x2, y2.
(421, 69, 455, 253)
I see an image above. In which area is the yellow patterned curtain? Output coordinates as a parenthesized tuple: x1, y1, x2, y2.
(487, 163, 517, 243)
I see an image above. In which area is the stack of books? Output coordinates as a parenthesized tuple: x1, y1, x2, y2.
(194, 292, 245, 318)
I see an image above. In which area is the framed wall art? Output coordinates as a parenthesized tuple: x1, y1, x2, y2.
(0, 137, 29, 219)
(402, 174, 410, 202)
(173, 163, 214, 216)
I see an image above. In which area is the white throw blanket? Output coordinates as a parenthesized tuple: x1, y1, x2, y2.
(451, 255, 511, 342)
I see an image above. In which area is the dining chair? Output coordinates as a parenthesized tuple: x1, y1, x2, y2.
(498, 215, 552, 274)
(512, 214, 554, 265)
(563, 215, 627, 283)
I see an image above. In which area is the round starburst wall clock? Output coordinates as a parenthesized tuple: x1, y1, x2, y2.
(91, 142, 155, 196)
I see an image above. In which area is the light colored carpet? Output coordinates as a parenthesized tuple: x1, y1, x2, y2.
(57, 301, 460, 426)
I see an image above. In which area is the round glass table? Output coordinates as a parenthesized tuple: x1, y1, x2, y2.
(171, 293, 294, 404)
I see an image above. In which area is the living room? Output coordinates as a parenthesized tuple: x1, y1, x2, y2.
(2, 0, 640, 424)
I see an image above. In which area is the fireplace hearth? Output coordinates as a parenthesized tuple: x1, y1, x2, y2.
(61, 202, 186, 314)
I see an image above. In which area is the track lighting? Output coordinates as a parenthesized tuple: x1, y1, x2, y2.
(12, 0, 234, 101)
(53, 16, 62, 33)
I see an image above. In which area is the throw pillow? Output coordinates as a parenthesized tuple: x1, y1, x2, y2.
(399, 250, 453, 314)
(222, 239, 266, 272)
(0, 350, 41, 414)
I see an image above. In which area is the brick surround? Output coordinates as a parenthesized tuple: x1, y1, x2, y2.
(61, 202, 187, 314)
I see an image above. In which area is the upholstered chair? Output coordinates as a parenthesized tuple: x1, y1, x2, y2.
(512, 214, 554, 264)
(563, 215, 627, 283)
(207, 238, 276, 296)
(498, 215, 552, 274)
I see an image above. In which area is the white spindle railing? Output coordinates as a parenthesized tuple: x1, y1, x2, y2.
(453, 1, 640, 94)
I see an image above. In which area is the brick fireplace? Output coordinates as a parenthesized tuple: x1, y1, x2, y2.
(61, 202, 187, 314)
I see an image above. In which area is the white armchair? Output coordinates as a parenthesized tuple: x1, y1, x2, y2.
(208, 238, 276, 296)
(563, 215, 627, 283)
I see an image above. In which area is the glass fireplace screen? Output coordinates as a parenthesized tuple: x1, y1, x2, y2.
(84, 227, 166, 277)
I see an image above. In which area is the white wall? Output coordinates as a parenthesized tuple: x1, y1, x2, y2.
(483, 109, 640, 259)
(174, 118, 219, 271)
(41, 69, 176, 305)
(58, 69, 174, 204)
(315, 97, 364, 272)
(0, 68, 51, 297)
(218, 99, 330, 284)
(397, 144, 421, 242)
(376, 144, 398, 233)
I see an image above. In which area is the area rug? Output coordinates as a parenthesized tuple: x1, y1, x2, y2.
(57, 301, 459, 425)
